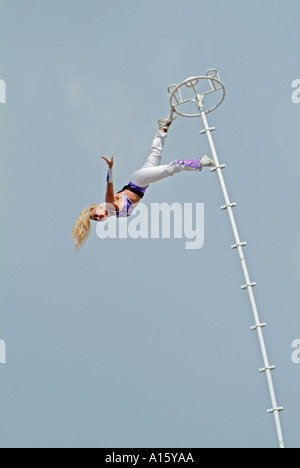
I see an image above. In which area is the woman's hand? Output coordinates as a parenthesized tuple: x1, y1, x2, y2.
(101, 156, 114, 168)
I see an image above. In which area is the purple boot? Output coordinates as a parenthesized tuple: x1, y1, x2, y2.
(169, 155, 215, 172)
(169, 158, 202, 172)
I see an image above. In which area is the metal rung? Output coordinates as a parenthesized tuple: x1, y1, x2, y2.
(259, 365, 276, 373)
(231, 242, 247, 249)
(241, 282, 257, 290)
(200, 127, 215, 134)
(221, 202, 236, 210)
(267, 407, 284, 414)
(211, 164, 226, 172)
(250, 322, 267, 331)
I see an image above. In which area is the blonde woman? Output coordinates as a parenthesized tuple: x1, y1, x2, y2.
(72, 113, 215, 250)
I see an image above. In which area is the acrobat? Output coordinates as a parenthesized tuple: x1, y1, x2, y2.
(72, 112, 215, 250)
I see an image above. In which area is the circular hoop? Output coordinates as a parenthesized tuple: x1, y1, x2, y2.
(168, 70, 225, 117)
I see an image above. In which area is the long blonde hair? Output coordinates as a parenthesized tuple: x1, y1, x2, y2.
(72, 204, 98, 251)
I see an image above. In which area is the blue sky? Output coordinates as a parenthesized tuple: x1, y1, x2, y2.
(0, 0, 299, 448)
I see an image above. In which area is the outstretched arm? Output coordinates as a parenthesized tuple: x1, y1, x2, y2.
(101, 156, 115, 205)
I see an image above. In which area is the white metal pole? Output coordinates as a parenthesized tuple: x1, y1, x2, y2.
(196, 95, 285, 449)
